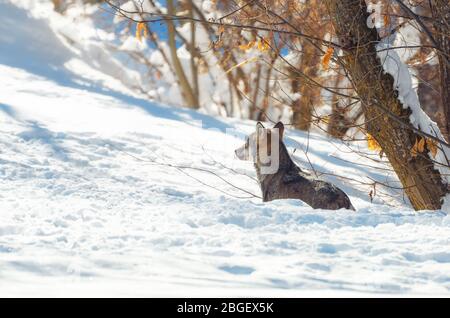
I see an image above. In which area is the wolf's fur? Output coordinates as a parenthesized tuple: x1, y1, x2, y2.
(235, 122, 355, 210)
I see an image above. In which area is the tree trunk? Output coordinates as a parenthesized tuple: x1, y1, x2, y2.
(187, 0, 199, 102)
(250, 64, 261, 120)
(166, 0, 198, 108)
(256, 55, 277, 121)
(291, 40, 320, 131)
(324, 0, 448, 210)
(431, 0, 450, 142)
(190, 4, 246, 114)
(327, 71, 351, 138)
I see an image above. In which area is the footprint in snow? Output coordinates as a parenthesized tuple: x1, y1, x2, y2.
(219, 265, 255, 275)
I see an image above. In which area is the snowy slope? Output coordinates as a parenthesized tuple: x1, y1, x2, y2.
(1, 1, 450, 296)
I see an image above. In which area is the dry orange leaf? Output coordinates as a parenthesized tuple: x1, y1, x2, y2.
(257, 38, 270, 52)
(411, 137, 426, 158)
(411, 138, 419, 157)
(383, 15, 390, 27)
(367, 133, 382, 151)
(238, 41, 255, 51)
(418, 137, 425, 152)
(321, 115, 330, 125)
(322, 46, 334, 71)
(426, 138, 438, 158)
(217, 24, 225, 35)
(135, 22, 147, 42)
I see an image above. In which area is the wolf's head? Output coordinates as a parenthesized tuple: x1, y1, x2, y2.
(235, 122, 284, 166)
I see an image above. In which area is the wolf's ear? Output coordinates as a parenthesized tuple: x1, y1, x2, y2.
(273, 121, 284, 139)
(256, 122, 265, 134)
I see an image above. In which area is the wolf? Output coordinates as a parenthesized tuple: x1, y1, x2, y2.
(235, 121, 355, 210)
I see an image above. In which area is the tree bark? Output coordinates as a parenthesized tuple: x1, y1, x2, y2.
(324, 0, 448, 210)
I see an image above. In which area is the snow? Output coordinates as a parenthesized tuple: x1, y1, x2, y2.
(1, 0, 450, 296)
(119, 36, 147, 52)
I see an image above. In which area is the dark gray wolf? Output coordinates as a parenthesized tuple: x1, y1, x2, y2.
(235, 121, 355, 210)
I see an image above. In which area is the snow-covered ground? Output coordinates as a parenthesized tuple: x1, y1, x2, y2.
(1, 0, 450, 297)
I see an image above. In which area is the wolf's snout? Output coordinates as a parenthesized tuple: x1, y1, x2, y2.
(235, 145, 246, 160)
(235, 147, 242, 159)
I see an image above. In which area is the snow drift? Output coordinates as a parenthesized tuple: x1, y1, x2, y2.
(1, 0, 450, 296)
